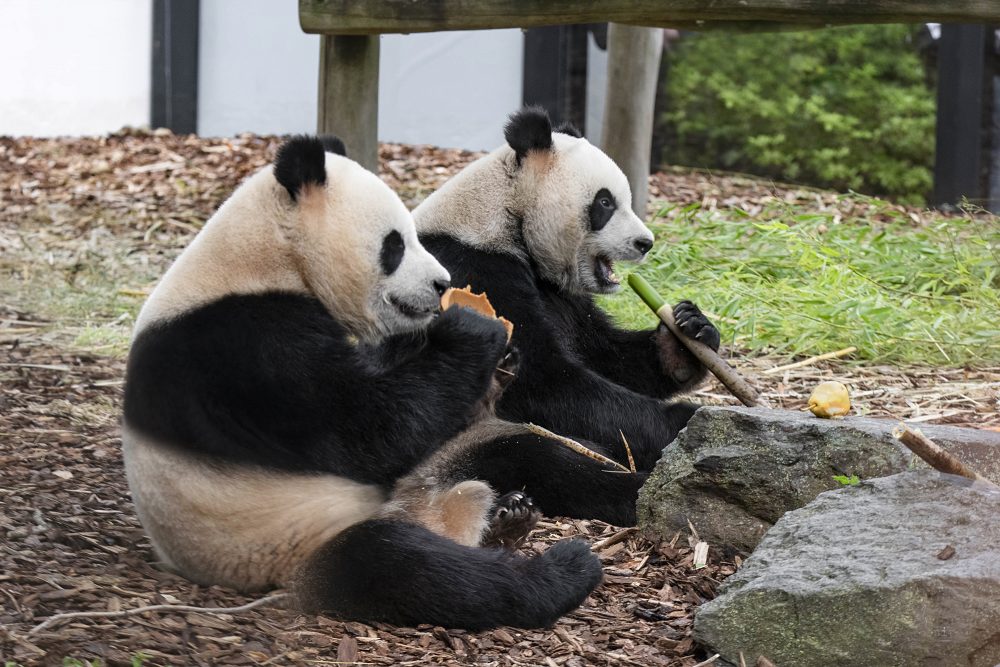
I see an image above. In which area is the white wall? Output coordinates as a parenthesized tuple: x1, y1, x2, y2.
(379, 30, 523, 150)
(0, 0, 152, 137)
(0, 0, 524, 150)
(585, 32, 609, 146)
(198, 1, 523, 151)
(197, 0, 319, 137)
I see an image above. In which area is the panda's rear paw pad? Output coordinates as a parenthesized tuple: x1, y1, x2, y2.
(483, 491, 540, 549)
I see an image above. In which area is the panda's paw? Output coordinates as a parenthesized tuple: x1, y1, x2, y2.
(654, 323, 701, 387)
(673, 300, 720, 352)
(483, 491, 541, 549)
(435, 306, 508, 352)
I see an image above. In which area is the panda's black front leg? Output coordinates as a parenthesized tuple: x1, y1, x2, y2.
(355, 307, 510, 478)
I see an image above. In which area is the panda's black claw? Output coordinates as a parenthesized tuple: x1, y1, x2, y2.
(483, 491, 540, 549)
(671, 300, 720, 352)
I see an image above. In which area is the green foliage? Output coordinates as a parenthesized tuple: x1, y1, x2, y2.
(661, 25, 935, 203)
(833, 474, 861, 486)
(602, 197, 1000, 366)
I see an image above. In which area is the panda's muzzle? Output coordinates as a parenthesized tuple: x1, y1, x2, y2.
(388, 294, 440, 319)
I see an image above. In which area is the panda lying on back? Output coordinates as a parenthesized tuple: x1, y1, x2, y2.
(121, 136, 608, 630)
(415, 108, 721, 472)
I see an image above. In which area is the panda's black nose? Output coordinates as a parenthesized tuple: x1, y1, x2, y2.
(433, 279, 450, 296)
(633, 238, 653, 255)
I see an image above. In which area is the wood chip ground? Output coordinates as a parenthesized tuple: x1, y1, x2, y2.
(2, 132, 997, 666)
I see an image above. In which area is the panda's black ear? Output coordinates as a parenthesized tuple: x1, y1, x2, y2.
(504, 107, 553, 164)
(319, 135, 347, 157)
(274, 135, 328, 201)
(554, 122, 583, 138)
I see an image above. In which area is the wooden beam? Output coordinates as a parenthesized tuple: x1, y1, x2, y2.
(317, 34, 380, 173)
(601, 24, 662, 219)
(300, 0, 1000, 35)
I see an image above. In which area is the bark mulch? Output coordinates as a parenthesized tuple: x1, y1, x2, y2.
(2, 132, 997, 666)
(0, 340, 731, 667)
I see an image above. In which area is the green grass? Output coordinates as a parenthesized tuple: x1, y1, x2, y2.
(602, 196, 1000, 366)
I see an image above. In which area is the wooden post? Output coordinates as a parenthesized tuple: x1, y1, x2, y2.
(318, 35, 380, 173)
(932, 25, 989, 211)
(601, 24, 663, 218)
(151, 0, 200, 134)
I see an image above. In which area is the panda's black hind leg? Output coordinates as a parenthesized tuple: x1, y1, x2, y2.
(483, 491, 541, 549)
(294, 518, 601, 630)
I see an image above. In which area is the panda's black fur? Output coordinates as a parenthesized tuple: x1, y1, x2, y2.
(414, 109, 721, 474)
(121, 135, 635, 630)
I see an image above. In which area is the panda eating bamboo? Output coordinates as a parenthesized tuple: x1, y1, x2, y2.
(415, 108, 722, 473)
(121, 136, 621, 630)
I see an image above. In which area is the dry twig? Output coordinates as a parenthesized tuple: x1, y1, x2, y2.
(592, 527, 638, 552)
(28, 592, 289, 636)
(763, 346, 857, 374)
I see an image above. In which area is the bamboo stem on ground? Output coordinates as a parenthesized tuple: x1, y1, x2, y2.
(892, 423, 996, 487)
(628, 273, 770, 408)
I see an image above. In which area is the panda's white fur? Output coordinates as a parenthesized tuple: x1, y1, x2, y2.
(121, 136, 604, 630)
(123, 426, 386, 590)
(416, 132, 653, 295)
(135, 153, 448, 340)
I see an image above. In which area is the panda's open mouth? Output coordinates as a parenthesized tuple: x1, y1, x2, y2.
(388, 295, 439, 320)
(593, 255, 620, 289)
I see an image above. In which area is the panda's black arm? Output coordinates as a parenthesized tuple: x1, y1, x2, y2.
(125, 292, 507, 486)
(331, 306, 509, 480)
(419, 236, 696, 470)
(545, 289, 706, 399)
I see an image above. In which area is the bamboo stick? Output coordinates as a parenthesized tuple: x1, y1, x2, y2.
(628, 273, 770, 408)
(892, 423, 997, 487)
(525, 423, 631, 472)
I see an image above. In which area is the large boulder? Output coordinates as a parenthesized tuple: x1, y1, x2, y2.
(693, 471, 1000, 667)
(638, 406, 1000, 551)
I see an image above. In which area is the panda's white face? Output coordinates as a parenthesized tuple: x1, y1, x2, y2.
(274, 150, 450, 340)
(520, 134, 654, 295)
(371, 219, 451, 337)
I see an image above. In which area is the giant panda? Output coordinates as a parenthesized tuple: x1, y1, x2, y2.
(414, 108, 722, 473)
(120, 135, 624, 630)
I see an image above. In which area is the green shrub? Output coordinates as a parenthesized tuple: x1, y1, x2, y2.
(661, 25, 935, 203)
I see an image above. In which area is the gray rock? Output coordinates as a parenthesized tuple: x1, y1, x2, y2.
(638, 406, 1000, 551)
(694, 471, 1000, 667)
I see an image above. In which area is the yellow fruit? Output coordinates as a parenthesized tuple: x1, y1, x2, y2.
(808, 381, 851, 418)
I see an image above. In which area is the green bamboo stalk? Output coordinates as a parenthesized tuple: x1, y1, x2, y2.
(627, 273, 768, 408)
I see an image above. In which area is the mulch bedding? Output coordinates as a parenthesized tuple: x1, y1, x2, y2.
(0, 338, 728, 667)
(1, 132, 998, 666)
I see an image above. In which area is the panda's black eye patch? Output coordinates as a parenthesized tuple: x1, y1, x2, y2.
(380, 230, 405, 275)
(588, 188, 617, 231)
